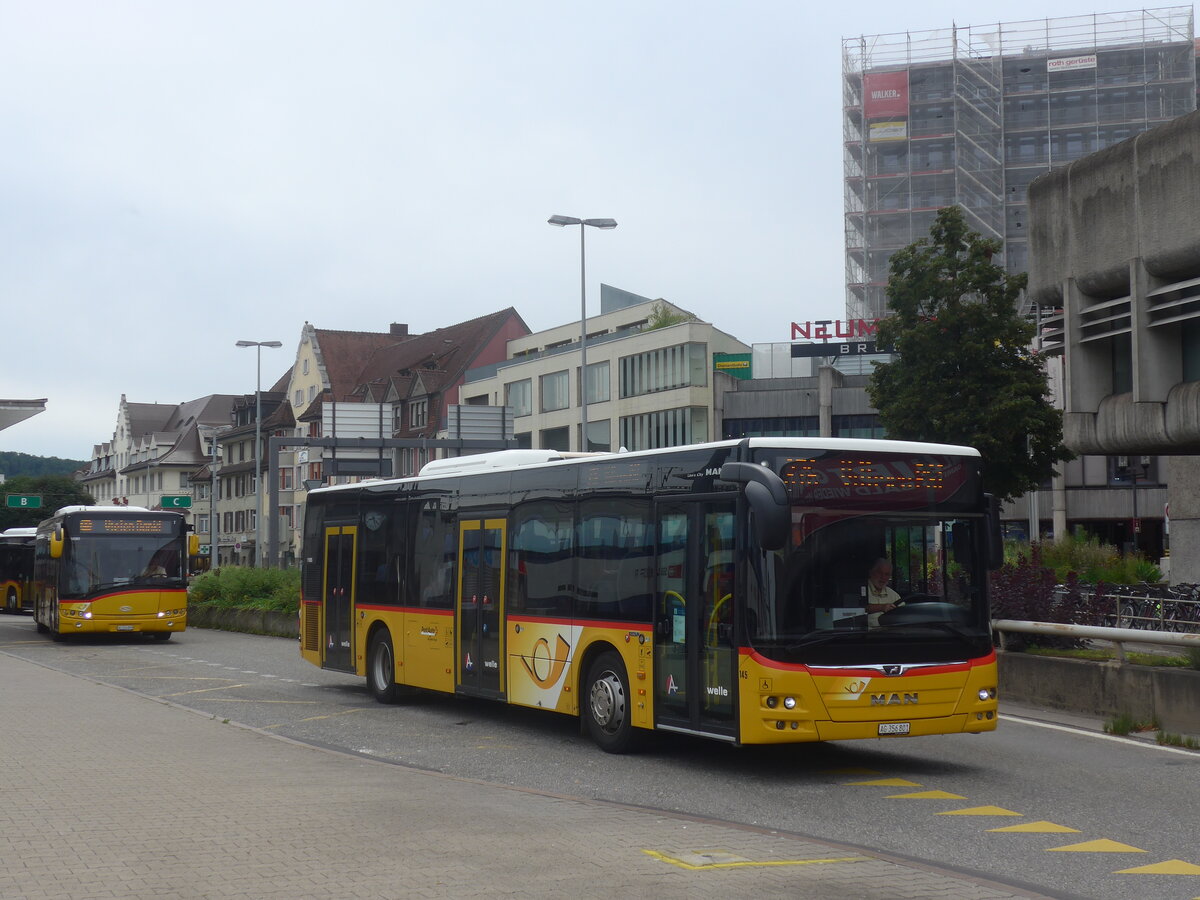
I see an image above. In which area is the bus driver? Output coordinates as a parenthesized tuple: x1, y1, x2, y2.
(865, 557, 900, 626)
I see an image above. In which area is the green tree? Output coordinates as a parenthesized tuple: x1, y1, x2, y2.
(643, 302, 696, 330)
(867, 206, 1071, 502)
(0, 475, 94, 530)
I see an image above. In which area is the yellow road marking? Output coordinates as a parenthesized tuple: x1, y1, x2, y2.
(886, 790, 966, 800)
(1047, 839, 1146, 853)
(990, 821, 1080, 833)
(295, 708, 371, 723)
(201, 699, 315, 703)
(161, 683, 249, 697)
(845, 778, 921, 787)
(643, 849, 869, 870)
(937, 806, 1022, 817)
(1115, 859, 1200, 875)
(93, 674, 234, 681)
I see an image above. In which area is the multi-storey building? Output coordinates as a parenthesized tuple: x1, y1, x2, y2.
(462, 286, 749, 452)
(843, 7, 1196, 320)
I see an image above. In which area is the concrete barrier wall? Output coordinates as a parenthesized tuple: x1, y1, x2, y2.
(187, 604, 298, 638)
(999, 651, 1200, 737)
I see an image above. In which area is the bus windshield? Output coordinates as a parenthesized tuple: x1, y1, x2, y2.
(745, 448, 993, 666)
(62, 534, 187, 596)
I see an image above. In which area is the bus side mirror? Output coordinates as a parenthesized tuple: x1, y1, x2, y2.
(49, 527, 64, 559)
(719, 462, 790, 551)
(985, 494, 1003, 570)
(188, 534, 200, 557)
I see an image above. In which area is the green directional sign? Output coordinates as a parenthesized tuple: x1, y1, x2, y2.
(161, 495, 193, 509)
(5, 494, 42, 509)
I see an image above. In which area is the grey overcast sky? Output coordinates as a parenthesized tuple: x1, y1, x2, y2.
(1, 1, 1171, 460)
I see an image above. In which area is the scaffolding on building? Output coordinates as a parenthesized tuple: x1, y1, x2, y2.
(843, 7, 1196, 320)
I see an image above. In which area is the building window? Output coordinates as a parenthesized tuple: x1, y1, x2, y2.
(540, 371, 570, 412)
(619, 343, 708, 398)
(619, 407, 707, 451)
(295, 389, 303, 406)
(540, 426, 570, 451)
(583, 360, 610, 404)
(505, 379, 532, 417)
(179, 473, 190, 489)
(410, 399, 428, 428)
(1183, 319, 1200, 382)
(279, 467, 293, 490)
(302, 358, 309, 375)
(196, 514, 210, 535)
(584, 419, 610, 453)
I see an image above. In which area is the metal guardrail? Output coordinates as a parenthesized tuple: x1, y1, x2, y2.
(992, 618, 1200, 664)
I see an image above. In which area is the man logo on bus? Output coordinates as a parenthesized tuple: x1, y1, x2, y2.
(519, 634, 571, 688)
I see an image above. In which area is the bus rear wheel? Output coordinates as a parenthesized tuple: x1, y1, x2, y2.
(584, 651, 643, 754)
(367, 629, 400, 704)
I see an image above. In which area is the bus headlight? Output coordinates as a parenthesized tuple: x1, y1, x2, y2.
(978, 688, 996, 701)
(82, 611, 92, 619)
(783, 696, 797, 710)
(765, 696, 778, 709)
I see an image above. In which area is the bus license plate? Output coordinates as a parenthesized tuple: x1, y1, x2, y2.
(116, 625, 135, 632)
(879, 722, 910, 736)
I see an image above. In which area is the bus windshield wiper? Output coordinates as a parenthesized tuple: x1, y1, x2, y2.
(884, 620, 976, 639)
(785, 631, 850, 652)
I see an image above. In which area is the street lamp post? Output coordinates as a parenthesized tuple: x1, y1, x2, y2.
(236, 339, 282, 567)
(548, 215, 617, 452)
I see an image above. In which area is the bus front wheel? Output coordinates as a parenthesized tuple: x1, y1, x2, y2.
(584, 651, 643, 754)
(367, 629, 400, 704)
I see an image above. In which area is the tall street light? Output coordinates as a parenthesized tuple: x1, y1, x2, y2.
(236, 339, 283, 567)
(548, 215, 617, 451)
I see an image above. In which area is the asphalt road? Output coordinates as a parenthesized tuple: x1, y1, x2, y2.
(3, 616, 1198, 900)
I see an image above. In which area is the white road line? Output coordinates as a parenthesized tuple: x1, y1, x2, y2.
(1001, 713, 1199, 757)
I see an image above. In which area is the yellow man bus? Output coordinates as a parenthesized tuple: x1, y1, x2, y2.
(300, 439, 1002, 752)
(33, 506, 197, 641)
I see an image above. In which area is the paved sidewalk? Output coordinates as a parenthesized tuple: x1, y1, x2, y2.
(0, 652, 1052, 900)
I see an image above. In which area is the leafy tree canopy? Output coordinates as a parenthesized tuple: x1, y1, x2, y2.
(0, 450, 86, 478)
(0, 475, 94, 530)
(867, 206, 1072, 503)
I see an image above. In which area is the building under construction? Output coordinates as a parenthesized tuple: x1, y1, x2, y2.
(843, 7, 1196, 320)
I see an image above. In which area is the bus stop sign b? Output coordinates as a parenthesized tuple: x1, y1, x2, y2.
(5, 494, 42, 509)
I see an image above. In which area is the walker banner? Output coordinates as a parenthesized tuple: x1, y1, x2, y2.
(863, 70, 909, 119)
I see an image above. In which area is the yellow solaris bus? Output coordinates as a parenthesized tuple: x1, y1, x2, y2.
(300, 439, 1002, 752)
(33, 506, 197, 641)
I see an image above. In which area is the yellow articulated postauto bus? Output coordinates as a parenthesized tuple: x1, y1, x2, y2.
(300, 439, 1001, 752)
(33, 506, 197, 641)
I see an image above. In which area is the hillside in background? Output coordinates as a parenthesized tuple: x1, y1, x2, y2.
(0, 450, 87, 479)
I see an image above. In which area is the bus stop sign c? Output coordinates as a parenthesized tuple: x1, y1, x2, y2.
(161, 495, 192, 508)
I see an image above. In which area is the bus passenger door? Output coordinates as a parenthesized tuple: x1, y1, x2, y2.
(456, 518, 506, 698)
(653, 500, 737, 738)
(323, 525, 357, 672)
